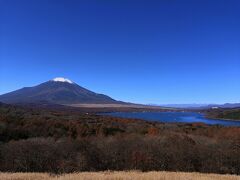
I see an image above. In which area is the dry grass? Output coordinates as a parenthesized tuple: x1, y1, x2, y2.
(68, 103, 173, 109)
(0, 171, 239, 180)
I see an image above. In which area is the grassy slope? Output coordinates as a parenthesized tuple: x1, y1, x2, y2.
(0, 171, 239, 180)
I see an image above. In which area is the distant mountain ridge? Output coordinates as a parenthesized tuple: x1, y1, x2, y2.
(159, 104, 209, 108)
(207, 103, 240, 109)
(0, 77, 121, 105)
(160, 103, 240, 109)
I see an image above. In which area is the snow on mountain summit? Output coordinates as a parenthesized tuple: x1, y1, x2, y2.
(52, 77, 73, 84)
(0, 77, 119, 104)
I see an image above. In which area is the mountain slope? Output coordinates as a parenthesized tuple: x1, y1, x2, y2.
(0, 77, 119, 104)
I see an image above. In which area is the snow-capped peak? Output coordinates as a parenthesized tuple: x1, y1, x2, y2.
(52, 77, 73, 84)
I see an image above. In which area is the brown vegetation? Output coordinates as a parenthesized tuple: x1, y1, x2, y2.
(0, 103, 240, 174)
(205, 108, 240, 121)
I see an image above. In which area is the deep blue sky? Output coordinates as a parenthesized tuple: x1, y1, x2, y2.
(0, 0, 240, 104)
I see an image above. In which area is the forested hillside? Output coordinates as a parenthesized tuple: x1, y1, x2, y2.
(206, 108, 240, 120)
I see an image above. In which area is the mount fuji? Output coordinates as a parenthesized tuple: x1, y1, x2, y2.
(0, 77, 121, 105)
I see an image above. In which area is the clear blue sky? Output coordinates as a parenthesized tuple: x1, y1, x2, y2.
(0, 0, 240, 104)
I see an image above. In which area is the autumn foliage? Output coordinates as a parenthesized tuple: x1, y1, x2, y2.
(0, 103, 239, 174)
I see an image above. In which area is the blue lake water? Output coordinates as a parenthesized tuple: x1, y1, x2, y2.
(104, 112, 240, 126)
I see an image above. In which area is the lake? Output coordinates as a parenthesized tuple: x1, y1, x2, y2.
(104, 112, 240, 126)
